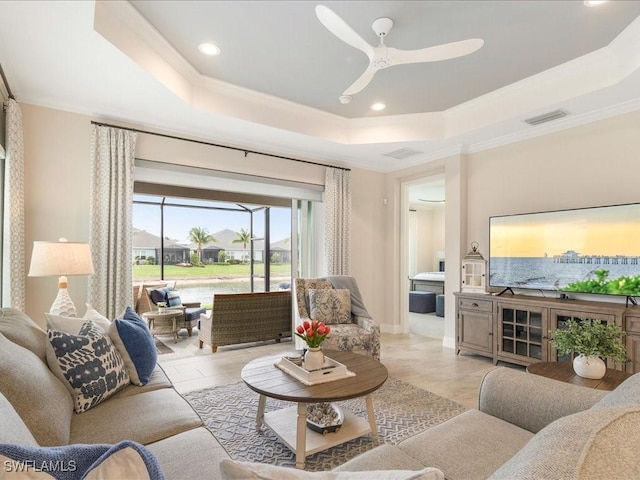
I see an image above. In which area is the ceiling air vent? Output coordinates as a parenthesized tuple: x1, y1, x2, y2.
(524, 110, 568, 126)
(382, 148, 423, 160)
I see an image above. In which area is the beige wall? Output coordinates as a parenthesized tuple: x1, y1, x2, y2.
(19, 101, 640, 338)
(415, 206, 445, 272)
(466, 111, 640, 254)
(21, 103, 387, 326)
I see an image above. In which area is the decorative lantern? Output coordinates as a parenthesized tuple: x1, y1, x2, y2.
(461, 242, 487, 293)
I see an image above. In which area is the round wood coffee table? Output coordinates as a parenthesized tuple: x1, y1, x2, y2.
(241, 350, 388, 469)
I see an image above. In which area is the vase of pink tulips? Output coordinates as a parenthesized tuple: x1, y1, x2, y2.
(295, 320, 331, 370)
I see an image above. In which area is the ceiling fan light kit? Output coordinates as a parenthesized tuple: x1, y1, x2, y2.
(315, 4, 484, 101)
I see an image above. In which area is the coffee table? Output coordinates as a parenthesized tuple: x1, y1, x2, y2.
(142, 309, 184, 343)
(241, 350, 388, 469)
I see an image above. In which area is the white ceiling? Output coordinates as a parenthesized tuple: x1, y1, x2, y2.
(1, 1, 640, 172)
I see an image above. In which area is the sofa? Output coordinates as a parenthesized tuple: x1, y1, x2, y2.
(2, 302, 639, 479)
(198, 291, 292, 352)
(0, 307, 229, 479)
(335, 366, 640, 480)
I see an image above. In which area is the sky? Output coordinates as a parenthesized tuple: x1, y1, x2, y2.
(133, 201, 292, 244)
(490, 205, 640, 257)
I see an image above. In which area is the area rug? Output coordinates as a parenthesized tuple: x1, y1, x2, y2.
(183, 378, 466, 471)
(154, 338, 174, 355)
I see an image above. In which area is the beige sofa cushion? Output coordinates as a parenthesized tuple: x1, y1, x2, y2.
(0, 308, 48, 362)
(220, 459, 444, 480)
(70, 388, 203, 445)
(488, 405, 640, 480)
(398, 409, 534, 480)
(0, 393, 38, 446)
(0, 332, 73, 446)
(147, 427, 229, 480)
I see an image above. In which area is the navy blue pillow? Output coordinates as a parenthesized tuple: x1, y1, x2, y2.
(108, 307, 157, 386)
(149, 288, 169, 305)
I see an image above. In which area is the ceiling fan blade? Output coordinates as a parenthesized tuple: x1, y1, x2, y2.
(390, 38, 484, 66)
(343, 64, 378, 96)
(315, 5, 374, 59)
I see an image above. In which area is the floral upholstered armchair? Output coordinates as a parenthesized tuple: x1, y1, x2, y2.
(294, 276, 380, 360)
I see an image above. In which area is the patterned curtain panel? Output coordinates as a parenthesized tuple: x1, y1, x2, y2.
(324, 167, 351, 275)
(2, 99, 25, 310)
(88, 126, 137, 319)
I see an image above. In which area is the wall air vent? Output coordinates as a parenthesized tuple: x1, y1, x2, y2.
(382, 148, 423, 160)
(524, 110, 568, 126)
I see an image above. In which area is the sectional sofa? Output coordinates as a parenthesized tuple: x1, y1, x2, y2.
(1, 306, 639, 479)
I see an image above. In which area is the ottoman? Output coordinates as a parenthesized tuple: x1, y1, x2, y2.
(409, 291, 436, 314)
(436, 294, 445, 317)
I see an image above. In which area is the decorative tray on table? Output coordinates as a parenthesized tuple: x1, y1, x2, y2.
(275, 353, 355, 385)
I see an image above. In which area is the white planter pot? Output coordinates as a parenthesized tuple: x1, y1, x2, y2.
(573, 355, 606, 380)
(304, 347, 325, 371)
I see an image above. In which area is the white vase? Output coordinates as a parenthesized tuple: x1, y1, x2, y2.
(304, 347, 325, 371)
(573, 355, 606, 379)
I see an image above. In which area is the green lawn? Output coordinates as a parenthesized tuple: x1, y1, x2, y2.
(133, 263, 292, 280)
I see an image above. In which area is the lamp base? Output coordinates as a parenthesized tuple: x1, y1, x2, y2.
(50, 287, 78, 317)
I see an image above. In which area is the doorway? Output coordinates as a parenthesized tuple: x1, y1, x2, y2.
(402, 176, 446, 339)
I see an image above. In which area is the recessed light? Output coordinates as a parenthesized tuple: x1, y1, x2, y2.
(584, 1, 607, 6)
(370, 102, 386, 111)
(198, 42, 221, 56)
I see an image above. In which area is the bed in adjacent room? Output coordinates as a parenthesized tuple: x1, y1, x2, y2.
(410, 271, 445, 294)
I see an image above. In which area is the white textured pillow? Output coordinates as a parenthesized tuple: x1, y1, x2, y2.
(45, 303, 111, 334)
(219, 460, 444, 480)
(308, 289, 351, 324)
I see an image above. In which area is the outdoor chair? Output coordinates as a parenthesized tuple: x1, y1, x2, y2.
(294, 276, 380, 360)
(135, 283, 205, 337)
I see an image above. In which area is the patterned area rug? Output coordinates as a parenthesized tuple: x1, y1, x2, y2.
(183, 377, 466, 471)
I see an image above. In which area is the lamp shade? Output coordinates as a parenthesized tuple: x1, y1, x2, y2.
(28, 240, 95, 277)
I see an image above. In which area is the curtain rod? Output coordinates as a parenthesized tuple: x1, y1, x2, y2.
(91, 121, 351, 172)
(0, 61, 14, 99)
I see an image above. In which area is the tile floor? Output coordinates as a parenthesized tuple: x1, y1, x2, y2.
(158, 312, 501, 409)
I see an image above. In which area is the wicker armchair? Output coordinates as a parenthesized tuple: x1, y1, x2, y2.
(133, 282, 205, 337)
(294, 277, 380, 360)
(198, 291, 292, 352)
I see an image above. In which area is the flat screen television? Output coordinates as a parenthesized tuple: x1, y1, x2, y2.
(489, 203, 640, 297)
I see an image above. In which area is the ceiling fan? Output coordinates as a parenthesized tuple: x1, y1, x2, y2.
(315, 5, 484, 102)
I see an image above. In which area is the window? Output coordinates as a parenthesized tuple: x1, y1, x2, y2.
(133, 194, 298, 308)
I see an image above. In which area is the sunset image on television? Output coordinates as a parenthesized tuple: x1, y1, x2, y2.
(489, 203, 640, 296)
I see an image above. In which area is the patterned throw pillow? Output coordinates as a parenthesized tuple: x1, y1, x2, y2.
(46, 321, 130, 413)
(308, 289, 352, 324)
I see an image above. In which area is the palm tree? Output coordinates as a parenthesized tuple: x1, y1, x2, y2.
(189, 227, 216, 265)
(232, 228, 252, 264)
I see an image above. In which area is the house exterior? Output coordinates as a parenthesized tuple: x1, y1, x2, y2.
(132, 228, 190, 265)
(189, 229, 291, 264)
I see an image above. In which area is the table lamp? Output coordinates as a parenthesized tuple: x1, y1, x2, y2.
(28, 238, 95, 317)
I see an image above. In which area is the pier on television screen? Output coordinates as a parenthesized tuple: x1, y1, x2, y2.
(489, 203, 640, 297)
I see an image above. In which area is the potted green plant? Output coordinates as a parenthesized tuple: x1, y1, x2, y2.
(551, 319, 627, 379)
